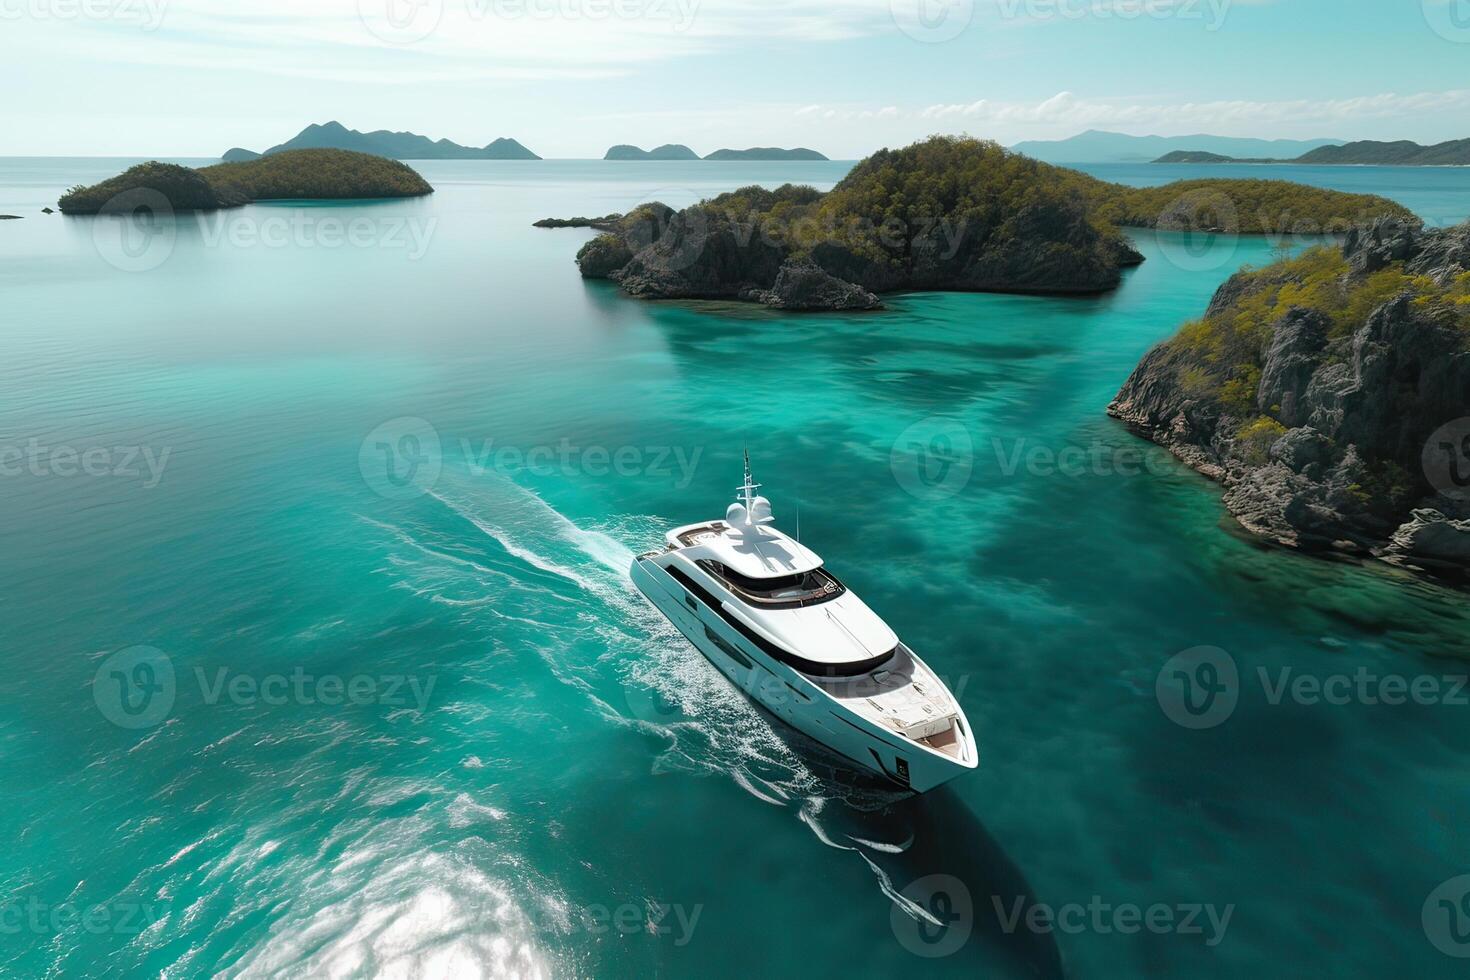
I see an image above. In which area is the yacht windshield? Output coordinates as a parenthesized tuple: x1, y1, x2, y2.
(696, 560, 846, 608)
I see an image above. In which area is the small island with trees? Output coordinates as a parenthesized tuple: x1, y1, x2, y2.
(542, 136, 1415, 311)
(58, 149, 433, 214)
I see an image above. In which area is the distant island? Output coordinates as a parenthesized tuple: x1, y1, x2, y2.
(1012, 129, 1342, 164)
(1110, 218, 1470, 577)
(605, 144, 700, 160)
(223, 121, 540, 161)
(58, 149, 432, 214)
(602, 144, 829, 161)
(704, 147, 828, 161)
(540, 137, 1412, 312)
(1153, 138, 1470, 166)
(222, 147, 262, 163)
(1154, 151, 1276, 164)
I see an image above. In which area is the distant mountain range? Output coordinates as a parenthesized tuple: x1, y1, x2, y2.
(1153, 138, 1470, 166)
(603, 144, 829, 161)
(223, 122, 541, 161)
(1011, 129, 1342, 164)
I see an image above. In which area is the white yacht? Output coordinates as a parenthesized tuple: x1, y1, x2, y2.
(630, 454, 978, 793)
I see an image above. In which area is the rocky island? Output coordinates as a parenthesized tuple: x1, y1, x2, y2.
(58, 149, 433, 214)
(544, 137, 1413, 312)
(1109, 218, 1470, 577)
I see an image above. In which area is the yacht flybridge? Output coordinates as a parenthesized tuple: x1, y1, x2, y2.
(630, 454, 978, 793)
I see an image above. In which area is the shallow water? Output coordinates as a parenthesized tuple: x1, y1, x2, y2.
(2, 158, 1469, 977)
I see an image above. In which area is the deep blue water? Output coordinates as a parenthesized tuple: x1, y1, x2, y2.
(1, 158, 1469, 978)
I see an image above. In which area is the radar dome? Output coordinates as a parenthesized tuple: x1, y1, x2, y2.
(726, 502, 749, 528)
(749, 496, 773, 524)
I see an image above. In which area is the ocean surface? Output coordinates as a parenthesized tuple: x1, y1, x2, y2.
(2, 157, 1469, 978)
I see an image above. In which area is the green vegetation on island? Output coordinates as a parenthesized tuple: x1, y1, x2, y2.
(59, 149, 433, 214)
(1088, 178, 1415, 234)
(557, 137, 1417, 310)
(1154, 150, 1275, 164)
(1110, 219, 1470, 575)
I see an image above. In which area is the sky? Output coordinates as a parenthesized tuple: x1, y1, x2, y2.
(2, 0, 1468, 157)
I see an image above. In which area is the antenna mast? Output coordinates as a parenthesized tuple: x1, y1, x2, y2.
(737, 449, 761, 509)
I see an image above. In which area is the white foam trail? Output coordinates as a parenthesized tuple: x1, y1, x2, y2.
(376, 470, 830, 810)
(847, 834, 912, 854)
(798, 807, 856, 851)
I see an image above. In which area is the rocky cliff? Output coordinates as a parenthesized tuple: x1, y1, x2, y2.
(1108, 219, 1470, 577)
(565, 138, 1149, 311)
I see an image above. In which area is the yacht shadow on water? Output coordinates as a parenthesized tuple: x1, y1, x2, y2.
(786, 744, 1066, 979)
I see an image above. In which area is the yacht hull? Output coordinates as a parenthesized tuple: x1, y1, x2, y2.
(631, 556, 974, 794)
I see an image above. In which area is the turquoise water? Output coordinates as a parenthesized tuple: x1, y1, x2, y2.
(2, 158, 1469, 978)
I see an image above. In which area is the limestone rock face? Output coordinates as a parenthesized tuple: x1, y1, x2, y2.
(1109, 218, 1470, 579)
(1258, 308, 1329, 425)
(758, 258, 881, 311)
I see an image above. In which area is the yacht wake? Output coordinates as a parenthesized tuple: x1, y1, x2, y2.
(371, 469, 823, 801)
